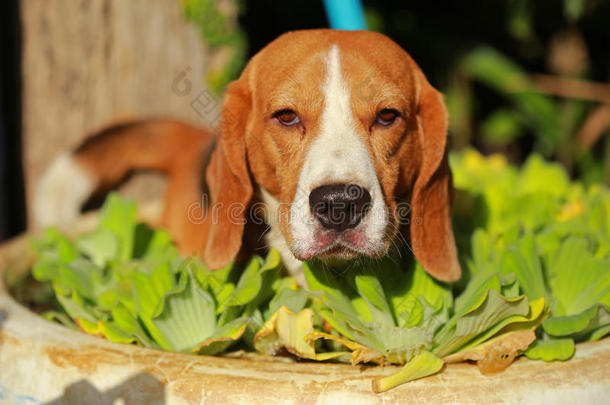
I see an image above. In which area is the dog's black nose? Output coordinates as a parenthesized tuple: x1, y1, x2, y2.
(309, 184, 372, 232)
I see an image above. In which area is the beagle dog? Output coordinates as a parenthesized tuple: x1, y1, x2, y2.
(35, 29, 461, 284)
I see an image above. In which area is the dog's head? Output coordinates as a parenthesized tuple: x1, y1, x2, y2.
(204, 29, 461, 282)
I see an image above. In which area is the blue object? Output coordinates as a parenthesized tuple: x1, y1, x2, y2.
(323, 0, 367, 30)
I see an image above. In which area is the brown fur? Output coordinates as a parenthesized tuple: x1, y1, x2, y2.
(68, 30, 461, 282)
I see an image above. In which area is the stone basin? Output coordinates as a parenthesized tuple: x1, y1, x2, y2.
(0, 218, 609, 404)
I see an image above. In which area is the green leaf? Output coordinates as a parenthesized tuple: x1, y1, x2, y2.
(458, 297, 546, 352)
(76, 230, 119, 267)
(243, 249, 283, 315)
(548, 238, 610, 315)
(304, 261, 385, 351)
(41, 310, 77, 329)
(372, 351, 444, 393)
(395, 295, 423, 328)
(406, 262, 452, 312)
(215, 284, 235, 315)
(480, 108, 524, 146)
(59, 259, 109, 301)
(98, 193, 138, 261)
(304, 260, 357, 318)
(96, 277, 135, 313)
(226, 258, 262, 308)
(97, 320, 140, 344)
(375, 324, 432, 364)
(500, 273, 521, 299)
(151, 270, 217, 352)
(589, 324, 610, 341)
(306, 259, 446, 362)
(354, 273, 392, 315)
(470, 229, 495, 274)
(453, 270, 501, 319)
(32, 228, 80, 282)
(110, 303, 156, 347)
(134, 226, 179, 264)
(269, 288, 309, 315)
(519, 155, 570, 198)
(525, 338, 574, 361)
(462, 47, 530, 93)
(55, 288, 98, 323)
(131, 262, 176, 349)
(543, 304, 610, 338)
(500, 234, 547, 301)
(434, 289, 530, 357)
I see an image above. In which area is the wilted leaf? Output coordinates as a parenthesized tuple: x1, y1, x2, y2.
(444, 330, 535, 373)
(460, 297, 546, 351)
(254, 306, 347, 361)
(306, 331, 383, 365)
(435, 289, 530, 357)
(194, 317, 249, 355)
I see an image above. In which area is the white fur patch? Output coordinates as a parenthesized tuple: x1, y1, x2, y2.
(33, 153, 95, 228)
(260, 188, 306, 286)
(289, 45, 388, 258)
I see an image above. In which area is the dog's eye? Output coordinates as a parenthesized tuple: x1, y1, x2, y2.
(376, 109, 399, 126)
(274, 109, 300, 126)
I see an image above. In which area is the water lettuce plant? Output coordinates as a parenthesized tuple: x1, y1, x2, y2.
(26, 150, 610, 393)
(32, 194, 289, 354)
(451, 150, 610, 362)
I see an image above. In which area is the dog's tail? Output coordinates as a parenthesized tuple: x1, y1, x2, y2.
(33, 119, 215, 232)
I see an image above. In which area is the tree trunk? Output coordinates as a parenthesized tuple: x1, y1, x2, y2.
(21, 0, 219, 227)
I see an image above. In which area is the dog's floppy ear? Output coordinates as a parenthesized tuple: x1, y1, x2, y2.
(409, 74, 462, 282)
(203, 78, 253, 269)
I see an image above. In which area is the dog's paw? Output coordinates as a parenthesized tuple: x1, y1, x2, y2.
(33, 153, 94, 228)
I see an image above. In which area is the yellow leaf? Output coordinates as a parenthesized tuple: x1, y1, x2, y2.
(306, 331, 384, 365)
(75, 318, 103, 336)
(372, 351, 444, 393)
(557, 200, 583, 222)
(254, 306, 347, 361)
(443, 330, 535, 374)
(192, 323, 248, 354)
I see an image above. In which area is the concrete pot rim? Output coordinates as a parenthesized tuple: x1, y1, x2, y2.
(1, 230, 609, 404)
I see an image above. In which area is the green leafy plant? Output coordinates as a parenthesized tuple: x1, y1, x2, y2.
(25, 149, 610, 393)
(32, 194, 288, 354)
(452, 149, 610, 361)
(301, 255, 545, 391)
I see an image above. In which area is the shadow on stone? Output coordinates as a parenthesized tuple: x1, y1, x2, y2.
(46, 373, 165, 405)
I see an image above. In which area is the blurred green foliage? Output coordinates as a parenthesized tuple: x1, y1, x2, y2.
(451, 149, 610, 360)
(183, 0, 247, 93)
(363, 0, 610, 185)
